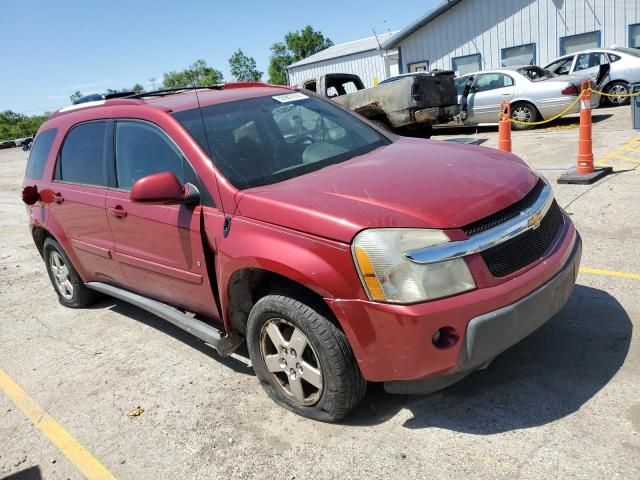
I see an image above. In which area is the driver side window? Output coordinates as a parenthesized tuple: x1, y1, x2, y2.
(115, 121, 187, 190)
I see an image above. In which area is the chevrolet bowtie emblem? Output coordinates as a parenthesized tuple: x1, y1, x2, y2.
(527, 211, 543, 230)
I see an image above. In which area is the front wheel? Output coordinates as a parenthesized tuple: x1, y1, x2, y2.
(511, 103, 539, 130)
(246, 294, 366, 422)
(604, 82, 630, 106)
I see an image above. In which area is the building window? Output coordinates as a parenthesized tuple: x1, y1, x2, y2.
(501, 43, 536, 67)
(408, 61, 429, 73)
(451, 54, 481, 75)
(560, 31, 601, 55)
(630, 24, 640, 49)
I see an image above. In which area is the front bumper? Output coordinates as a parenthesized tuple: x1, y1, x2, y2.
(384, 232, 581, 394)
(327, 213, 579, 383)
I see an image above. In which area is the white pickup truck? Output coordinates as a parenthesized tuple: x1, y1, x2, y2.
(299, 72, 460, 137)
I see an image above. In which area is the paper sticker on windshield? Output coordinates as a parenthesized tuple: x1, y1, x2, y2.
(272, 92, 309, 103)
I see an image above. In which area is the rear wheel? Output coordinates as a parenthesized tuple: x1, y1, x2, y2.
(511, 102, 539, 130)
(43, 238, 98, 308)
(604, 81, 630, 106)
(246, 294, 366, 422)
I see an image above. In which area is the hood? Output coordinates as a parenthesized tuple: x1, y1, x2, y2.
(236, 138, 539, 243)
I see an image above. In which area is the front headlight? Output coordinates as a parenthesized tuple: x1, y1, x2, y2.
(352, 228, 476, 304)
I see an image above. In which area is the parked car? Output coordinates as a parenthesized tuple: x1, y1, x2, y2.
(451, 66, 601, 130)
(545, 47, 640, 105)
(301, 71, 460, 137)
(0, 140, 16, 150)
(22, 83, 581, 421)
(21, 137, 33, 151)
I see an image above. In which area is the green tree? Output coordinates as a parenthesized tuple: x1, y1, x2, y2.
(131, 83, 145, 94)
(69, 91, 83, 104)
(286, 25, 334, 62)
(162, 59, 224, 89)
(268, 43, 292, 85)
(0, 110, 49, 141)
(228, 49, 262, 82)
(268, 25, 333, 85)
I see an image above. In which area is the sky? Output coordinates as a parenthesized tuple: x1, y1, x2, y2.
(0, 0, 440, 115)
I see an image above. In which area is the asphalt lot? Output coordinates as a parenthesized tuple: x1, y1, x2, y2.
(1, 105, 639, 480)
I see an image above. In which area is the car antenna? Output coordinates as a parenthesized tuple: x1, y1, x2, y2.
(187, 71, 228, 216)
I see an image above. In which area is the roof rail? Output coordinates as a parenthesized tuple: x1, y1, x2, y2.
(72, 91, 137, 105)
(50, 98, 145, 119)
(126, 85, 225, 99)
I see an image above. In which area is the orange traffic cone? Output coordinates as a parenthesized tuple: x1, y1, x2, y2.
(558, 79, 612, 184)
(576, 79, 595, 174)
(498, 100, 512, 153)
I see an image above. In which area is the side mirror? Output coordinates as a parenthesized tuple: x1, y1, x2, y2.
(130, 171, 200, 205)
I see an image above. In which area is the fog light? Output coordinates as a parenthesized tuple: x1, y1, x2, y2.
(432, 327, 459, 349)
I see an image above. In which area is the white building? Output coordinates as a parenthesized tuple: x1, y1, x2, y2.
(287, 31, 400, 88)
(382, 0, 640, 75)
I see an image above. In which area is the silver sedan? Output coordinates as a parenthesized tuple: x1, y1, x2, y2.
(545, 48, 640, 106)
(452, 66, 601, 130)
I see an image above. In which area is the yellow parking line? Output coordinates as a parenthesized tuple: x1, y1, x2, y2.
(611, 155, 640, 163)
(0, 368, 116, 480)
(580, 267, 640, 281)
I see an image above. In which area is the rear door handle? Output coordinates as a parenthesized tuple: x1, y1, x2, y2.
(53, 193, 64, 204)
(109, 206, 127, 218)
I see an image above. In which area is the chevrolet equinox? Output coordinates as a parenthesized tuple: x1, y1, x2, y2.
(21, 83, 581, 422)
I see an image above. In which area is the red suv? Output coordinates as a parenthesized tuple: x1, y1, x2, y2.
(22, 83, 581, 422)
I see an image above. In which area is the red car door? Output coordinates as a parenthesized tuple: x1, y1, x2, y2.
(105, 119, 218, 318)
(47, 120, 122, 284)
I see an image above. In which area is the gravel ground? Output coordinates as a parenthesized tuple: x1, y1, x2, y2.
(1, 105, 639, 479)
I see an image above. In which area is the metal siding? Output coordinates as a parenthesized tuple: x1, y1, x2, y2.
(396, 0, 640, 72)
(287, 50, 389, 88)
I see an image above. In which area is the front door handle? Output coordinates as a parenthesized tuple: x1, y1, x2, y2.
(109, 206, 127, 218)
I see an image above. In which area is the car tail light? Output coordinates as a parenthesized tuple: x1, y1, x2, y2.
(561, 85, 579, 96)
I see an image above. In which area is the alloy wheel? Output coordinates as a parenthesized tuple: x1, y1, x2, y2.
(513, 105, 533, 123)
(49, 251, 74, 300)
(259, 318, 323, 406)
(607, 84, 628, 105)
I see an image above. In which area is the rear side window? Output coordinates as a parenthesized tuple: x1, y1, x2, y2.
(25, 128, 57, 180)
(115, 121, 186, 190)
(474, 73, 514, 92)
(56, 122, 107, 186)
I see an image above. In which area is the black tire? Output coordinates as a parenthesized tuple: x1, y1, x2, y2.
(246, 294, 366, 422)
(604, 81, 630, 106)
(511, 102, 539, 130)
(43, 238, 98, 308)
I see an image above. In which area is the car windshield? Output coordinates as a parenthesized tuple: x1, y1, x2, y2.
(173, 93, 387, 189)
(517, 66, 555, 81)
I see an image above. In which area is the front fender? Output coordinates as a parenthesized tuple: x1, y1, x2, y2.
(208, 215, 365, 332)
